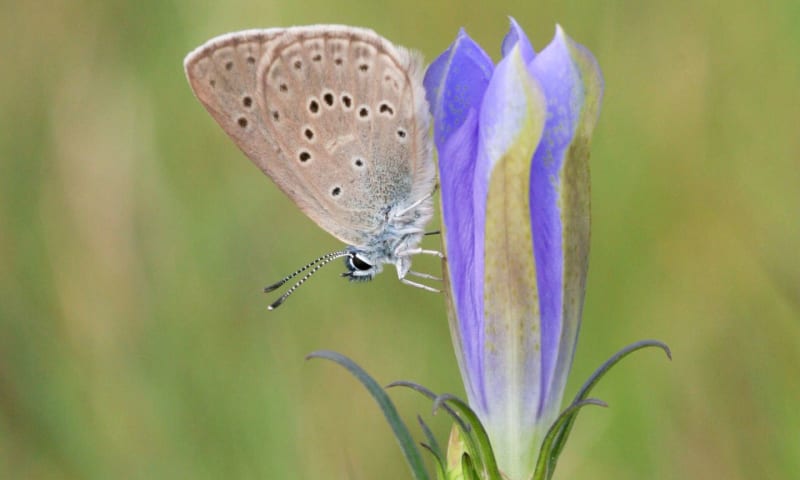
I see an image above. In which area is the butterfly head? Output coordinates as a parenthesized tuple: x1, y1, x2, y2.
(342, 248, 384, 282)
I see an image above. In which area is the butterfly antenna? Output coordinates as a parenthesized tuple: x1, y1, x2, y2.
(264, 250, 349, 293)
(424, 230, 441, 236)
(267, 250, 351, 310)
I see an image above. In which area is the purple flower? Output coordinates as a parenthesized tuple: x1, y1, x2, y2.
(424, 19, 603, 479)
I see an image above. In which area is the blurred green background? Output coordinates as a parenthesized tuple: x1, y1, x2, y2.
(1, 0, 798, 478)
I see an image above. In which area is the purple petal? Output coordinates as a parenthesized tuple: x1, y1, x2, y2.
(527, 26, 603, 417)
(477, 46, 548, 478)
(424, 30, 494, 411)
(424, 29, 494, 149)
(439, 109, 486, 409)
(501, 17, 536, 63)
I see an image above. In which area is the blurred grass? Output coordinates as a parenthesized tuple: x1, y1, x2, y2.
(1, 0, 798, 478)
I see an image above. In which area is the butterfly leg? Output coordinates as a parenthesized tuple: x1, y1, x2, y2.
(407, 270, 442, 281)
(393, 226, 427, 236)
(399, 248, 444, 258)
(395, 186, 438, 217)
(400, 277, 441, 293)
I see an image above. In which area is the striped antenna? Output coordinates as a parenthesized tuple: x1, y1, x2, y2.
(264, 249, 350, 293)
(266, 250, 352, 310)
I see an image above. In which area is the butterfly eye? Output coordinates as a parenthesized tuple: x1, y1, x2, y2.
(350, 254, 373, 271)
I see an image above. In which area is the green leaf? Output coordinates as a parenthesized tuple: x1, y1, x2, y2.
(387, 381, 481, 471)
(386, 382, 495, 479)
(387, 381, 471, 433)
(306, 350, 430, 480)
(461, 453, 481, 480)
(547, 339, 671, 470)
(418, 415, 447, 479)
(532, 398, 607, 480)
(433, 394, 503, 480)
(420, 442, 447, 480)
(418, 415, 444, 462)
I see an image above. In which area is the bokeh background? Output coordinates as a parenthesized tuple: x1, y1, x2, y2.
(2, 0, 798, 478)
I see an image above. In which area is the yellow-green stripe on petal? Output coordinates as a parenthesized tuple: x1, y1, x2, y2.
(528, 26, 604, 426)
(479, 45, 547, 480)
(424, 18, 603, 480)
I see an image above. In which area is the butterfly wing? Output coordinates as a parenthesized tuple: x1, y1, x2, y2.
(184, 26, 433, 248)
(184, 29, 327, 233)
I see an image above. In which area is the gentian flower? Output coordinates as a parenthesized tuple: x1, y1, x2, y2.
(424, 19, 603, 480)
(305, 20, 668, 480)
(188, 19, 671, 480)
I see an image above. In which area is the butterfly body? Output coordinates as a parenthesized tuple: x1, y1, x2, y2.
(184, 26, 437, 296)
(342, 196, 433, 282)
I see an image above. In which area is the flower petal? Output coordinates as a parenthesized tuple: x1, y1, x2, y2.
(424, 29, 494, 148)
(527, 26, 604, 420)
(429, 23, 603, 480)
(478, 45, 547, 480)
(426, 30, 494, 411)
(440, 108, 485, 409)
(501, 17, 536, 63)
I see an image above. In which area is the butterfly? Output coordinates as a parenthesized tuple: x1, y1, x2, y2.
(183, 26, 441, 308)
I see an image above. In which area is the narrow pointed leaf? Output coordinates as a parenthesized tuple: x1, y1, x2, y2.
(433, 394, 502, 479)
(548, 340, 671, 466)
(532, 398, 607, 480)
(388, 381, 481, 473)
(461, 453, 481, 480)
(420, 442, 447, 480)
(306, 351, 430, 480)
(387, 380, 471, 434)
(418, 415, 446, 472)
